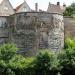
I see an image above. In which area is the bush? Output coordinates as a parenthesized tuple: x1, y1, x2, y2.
(58, 38, 75, 75)
(64, 38, 75, 49)
(0, 43, 18, 61)
(2, 41, 75, 75)
(0, 43, 18, 75)
(0, 43, 36, 75)
(58, 49, 75, 75)
(8, 55, 34, 75)
(34, 50, 59, 75)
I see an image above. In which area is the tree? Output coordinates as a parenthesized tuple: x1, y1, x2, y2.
(63, 3, 75, 17)
(58, 38, 75, 75)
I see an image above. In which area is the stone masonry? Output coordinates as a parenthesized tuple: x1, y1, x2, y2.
(7, 12, 64, 56)
(0, 0, 65, 56)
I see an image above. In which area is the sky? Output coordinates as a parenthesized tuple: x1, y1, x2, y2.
(10, 0, 75, 10)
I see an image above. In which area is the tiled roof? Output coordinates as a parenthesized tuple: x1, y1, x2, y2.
(0, 0, 15, 16)
(47, 3, 64, 14)
(0, 12, 13, 16)
(15, 1, 32, 13)
(60, 6, 66, 12)
(15, 3, 23, 12)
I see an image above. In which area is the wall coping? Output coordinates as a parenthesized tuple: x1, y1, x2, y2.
(10, 12, 63, 16)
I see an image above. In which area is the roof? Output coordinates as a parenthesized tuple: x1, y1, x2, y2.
(47, 3, 65, 14)
(0, 12, 11, 16)
(60, 6, 66, 12)
(15, 3, 23, 12)
(0, 0, 15, 16)
(15, 1, 32, 13)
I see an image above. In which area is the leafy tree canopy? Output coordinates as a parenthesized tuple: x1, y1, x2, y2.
(63, 3, 75, 17)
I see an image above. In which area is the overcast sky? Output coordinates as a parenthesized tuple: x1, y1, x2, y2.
(10, 0, 75, 10)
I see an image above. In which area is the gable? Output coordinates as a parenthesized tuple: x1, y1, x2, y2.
(47, 3, 63, 14)
(16, 1, 31, 13)
(0, 0, 15, 16)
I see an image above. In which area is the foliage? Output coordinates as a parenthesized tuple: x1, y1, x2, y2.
(0, 43, 18, 75)
(58, 49, 75, 75)
(6, 68, 15, 75)
(1, 41, 75, 75)
(58, 38, 75, 75)
(0, 43, 34, 75)
(0, 43, 18, 61)
(64, 38, 75, 49)
(63, 3, 75, 17)
(0, 44, 60, 75)
(34, 50, 59, 75)
(8, 55, 34, 75)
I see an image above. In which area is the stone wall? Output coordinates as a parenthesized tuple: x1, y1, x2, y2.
(1, 12, 75, 56)
(64, 17, 75, 39)
(8, 12, 64, 56)
(48, 14, 64, 51)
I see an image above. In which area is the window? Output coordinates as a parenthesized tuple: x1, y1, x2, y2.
(0, 20, 7, 28)
(4, 6, 8, 10)
(23, 7, 27, 12)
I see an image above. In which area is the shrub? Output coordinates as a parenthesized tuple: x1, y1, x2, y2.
(8, 55, 34, 75)
(0, 43, 18, 61)
(58, 49, 75, 75)
(2, 42, 75, 75)
(0, 43, 35, 75)
(34, 50, 59, 75)
(0, 43, 18, 75)
(64, 38, 75, 49)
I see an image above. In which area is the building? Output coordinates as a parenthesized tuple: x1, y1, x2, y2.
(0, 0, 15, 45)
(47, 2, 66, 14)
(15, 0, 32, 13)
(0, 0, 72, 56)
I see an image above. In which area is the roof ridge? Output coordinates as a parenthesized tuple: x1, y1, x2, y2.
(15, 1, 31, 12)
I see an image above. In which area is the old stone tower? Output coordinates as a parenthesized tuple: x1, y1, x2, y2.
(0, 0, 64, 56)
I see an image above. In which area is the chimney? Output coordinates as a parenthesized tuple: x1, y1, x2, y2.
(35, 3, 38, 12)
(63, 3, 66, 7)
(57, 2, 60, 6)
